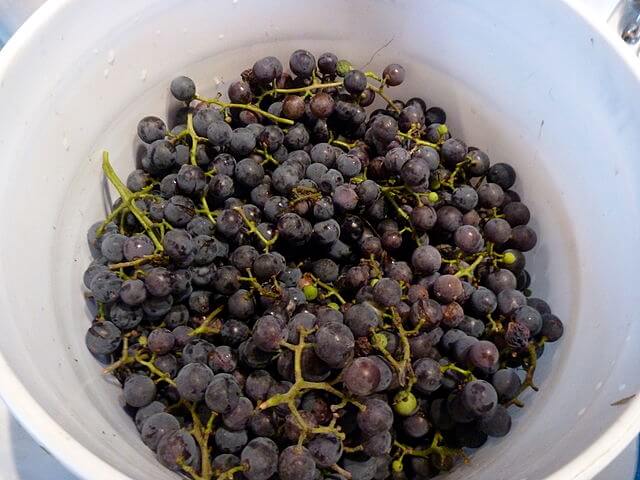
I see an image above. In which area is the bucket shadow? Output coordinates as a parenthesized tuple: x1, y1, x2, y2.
(9, 415, 78, 479)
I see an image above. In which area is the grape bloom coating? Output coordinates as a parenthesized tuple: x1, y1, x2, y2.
(83, 49, 563, 480)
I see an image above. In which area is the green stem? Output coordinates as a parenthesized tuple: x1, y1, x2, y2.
(312, 276, 346, 305)
(440, 363, 476, 380)
(258, 80, 343, 100)
(454, 254, 485, 279)
(396, 131, 439, 149)
(200, 196, 217, 224)
(135, 352, 176, 386)
(367, 84, 400, 113)
(506, 342, 540, 408)
(233, 206, 279, 252)
(189, 305, 224, 337)
(186, 402, 214, 480)
(258, 328, 363, 441)
(217, 465, 247, 480)
(195, 94, 294, 125)
(102, 152, 164, 251)
(108, 253, 164, 270)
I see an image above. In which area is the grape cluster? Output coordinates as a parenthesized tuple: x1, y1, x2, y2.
(83, 49, 564, 480)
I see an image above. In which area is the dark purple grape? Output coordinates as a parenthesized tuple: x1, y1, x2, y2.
(541, 313, 564, 342)
(278, 445, 316, 480)
(157, 429, 199, 471)
(461, 380, 498, 417)
(343, 357, 381, 396)
(467, 340, 500, 372)
(241, 437, 279, 480)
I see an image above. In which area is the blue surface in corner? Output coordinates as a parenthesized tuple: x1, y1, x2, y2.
(635, 438, 640, 480)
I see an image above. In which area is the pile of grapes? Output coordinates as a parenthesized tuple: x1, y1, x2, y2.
(83, 49, 564, 480)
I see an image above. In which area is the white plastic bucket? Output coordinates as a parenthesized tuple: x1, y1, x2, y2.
(0, 0, 638, 479)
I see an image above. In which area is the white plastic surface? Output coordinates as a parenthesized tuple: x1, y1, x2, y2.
(0, 1, 639, 479)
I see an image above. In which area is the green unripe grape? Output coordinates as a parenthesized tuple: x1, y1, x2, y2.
(372, 332, 387, 350)
(303, 284, 318, 301)
(427, 192, 439, 203)
(336, 59, 352, 77)
(392, 459, 404, 472)
(393, 390, 418, 416)
(502, 251, 516, 265)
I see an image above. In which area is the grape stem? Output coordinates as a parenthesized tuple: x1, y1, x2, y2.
(506, 342, 541, 408)
(255, 148, 279, 167)
(441, 159, 470, 189)
(108, 253, 165, 270)
(258, 328, 364, 440)
(330, 463, 353, 480)
(257, 79, 343, 101)
(307, 274, 346, 304)
(232, 206, 279, 252)
(380, 188, 423, 246)
(199, 196, 218, 225)
(393, 432, 465, 469)
(195, 94, 295, 126)
(134, 351, 176, 386)
(396, 131, 439, 149)
(189, 305, 224, 337)
(485, 312, 504, 334)
(96, 302, 106, 322)
(184, 113, 207, 166)
(102, 152, 164, 252)
(103, 336, 132, 374)
(239, 269, 281, 299)
(180, 403, 216, 480)
(216, 465, 248, 480)
(439, 363, 476, 381)
(454, 254, 485, 279)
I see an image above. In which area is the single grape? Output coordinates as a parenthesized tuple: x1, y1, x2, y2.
(487, 162, 516, 189)
(223, 396, 253, 431)
(141, 412, 180, 451)
(157, 429, 199, 471)
(253, 315, 286, 352)
(467, 340, 500, 372)
(290, 49, 316, 78)
(413, 357, 443, 393)
(241, 437, 279, 480)
(497, 288, 527, 315)
(383, 63, 405, 86)
(344, 301, 381, 336)
(137, 116, 166, 144)
(175, 363, 214, 402)
(308, 434, 343, 468)
(504, 201, 531, 226)
(403, 413, 430, 438)
(214, 427, 249, 454)
(541, 313, 564, 342)
(372, 277, 402, 307)
(462, 379, 498, 417)
(492, 368, 522, 400)
(278, 445, 316, 480)
(124, 374, 156, 408)
(147, 328, 175, 355)
(484, 218, 512, 244)
(85, 321, 121, 355)
(343, 356, 381, 396)
(314, 322, 355, 368)
(170, 75, 196, 102)
(363, 431, 392, 456)
(479, 405, 512, 437)
(509, 225, 538, 251)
